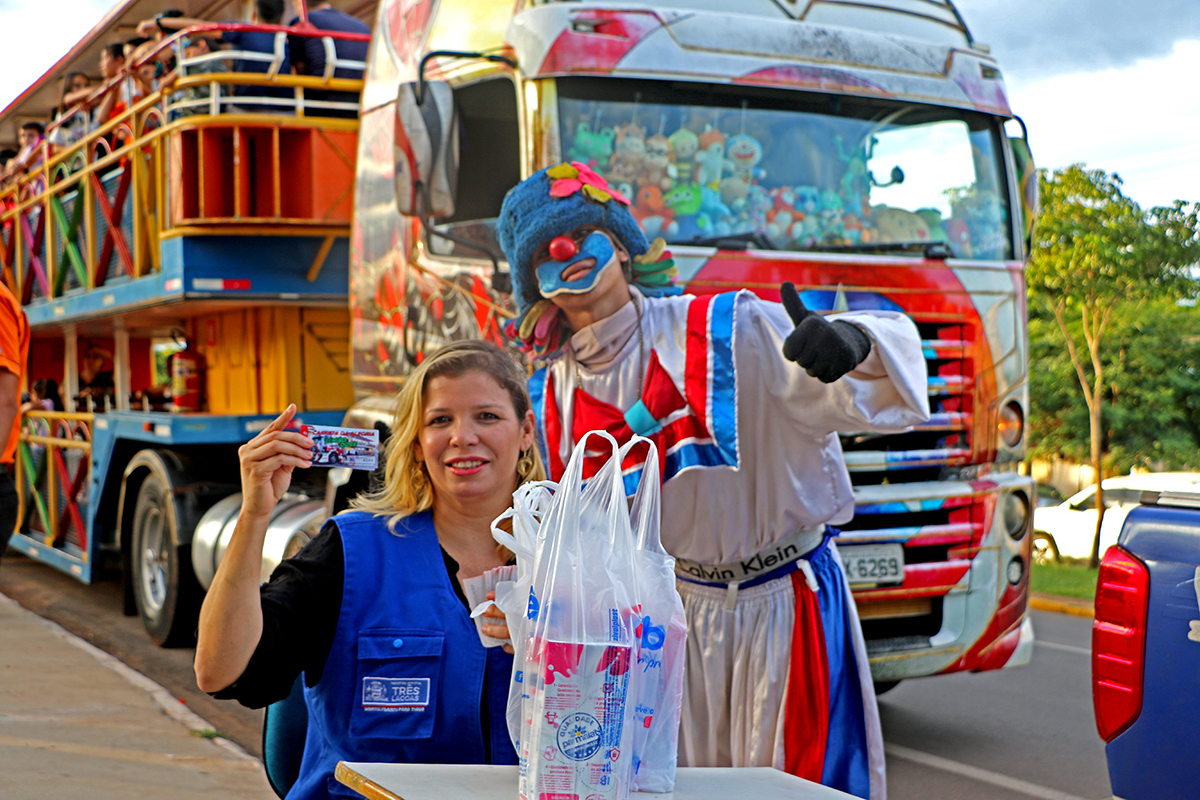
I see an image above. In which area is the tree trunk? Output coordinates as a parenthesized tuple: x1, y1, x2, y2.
(1089, 400, 1105, 569)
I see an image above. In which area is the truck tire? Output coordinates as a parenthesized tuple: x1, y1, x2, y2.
(131, 470, 203, 646)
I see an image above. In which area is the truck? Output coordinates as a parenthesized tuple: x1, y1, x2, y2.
(4, 0, 1039, 692)
(348, 0, 1038, 688)
(0, 0, 372, 644)
(1092, 488, 1200, 800)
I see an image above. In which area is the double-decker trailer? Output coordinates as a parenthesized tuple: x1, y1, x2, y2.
(348, 0, 1038, 685)
(1, 0, 372, 644)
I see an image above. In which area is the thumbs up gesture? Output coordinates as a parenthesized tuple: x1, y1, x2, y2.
(780, 282, 872, 383)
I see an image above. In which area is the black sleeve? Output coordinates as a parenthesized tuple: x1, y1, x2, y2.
(208, 520, 345, 709)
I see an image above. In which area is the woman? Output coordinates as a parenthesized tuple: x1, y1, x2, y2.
(195, 340, 544, 798)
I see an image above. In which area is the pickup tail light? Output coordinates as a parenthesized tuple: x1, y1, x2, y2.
(1092, 545, 1150, 742)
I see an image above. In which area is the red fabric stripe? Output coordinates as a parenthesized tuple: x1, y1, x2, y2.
(783, 570, 830, 780)
(544, 371, 566, 480)
(685, 295, 715, 434)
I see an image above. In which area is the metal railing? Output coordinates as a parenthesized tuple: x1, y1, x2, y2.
(15, 410, 94, 553)
(0, 23, 367, 306)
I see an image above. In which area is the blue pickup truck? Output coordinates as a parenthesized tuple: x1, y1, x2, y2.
(1092, 489, 1200, 800)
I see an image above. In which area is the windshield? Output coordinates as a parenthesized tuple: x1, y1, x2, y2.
(556, 78, 1012, 259)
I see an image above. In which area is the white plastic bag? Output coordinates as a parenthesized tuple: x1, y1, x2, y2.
(619, 437, 688, 793)
(495, 432, 641, 800)
(490, 480, 556, 745)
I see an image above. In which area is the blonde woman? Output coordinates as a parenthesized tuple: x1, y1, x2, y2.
(195, 341, 544, 796)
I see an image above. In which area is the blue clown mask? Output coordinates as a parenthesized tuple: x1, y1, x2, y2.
(535, 231, 620, 299)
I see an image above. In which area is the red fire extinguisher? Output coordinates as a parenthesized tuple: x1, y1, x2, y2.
(169, 329, 206, 412)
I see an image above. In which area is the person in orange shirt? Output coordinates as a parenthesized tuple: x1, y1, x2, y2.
(0, 280, 29, 563)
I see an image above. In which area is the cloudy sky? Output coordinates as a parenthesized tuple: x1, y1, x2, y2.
(0, 0, 1197, 209)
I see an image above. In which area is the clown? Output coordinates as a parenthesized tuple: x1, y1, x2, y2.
(497, 162, 929, 800)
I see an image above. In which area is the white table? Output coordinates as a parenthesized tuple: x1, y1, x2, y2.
(335, 763, 857, 800)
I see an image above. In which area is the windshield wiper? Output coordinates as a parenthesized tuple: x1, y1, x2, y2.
(678, 232, 777, 251)
(819, 241, 954, 259)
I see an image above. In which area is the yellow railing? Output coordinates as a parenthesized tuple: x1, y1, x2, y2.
(0, 73, 362, 306)
(15, 410, 94, 552)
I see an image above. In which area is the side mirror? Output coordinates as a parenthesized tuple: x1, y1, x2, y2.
(394, 80, 459, 218)
(1006, 116, 1039, 255)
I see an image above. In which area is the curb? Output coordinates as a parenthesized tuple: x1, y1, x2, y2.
(1029, 593, 1095, 619)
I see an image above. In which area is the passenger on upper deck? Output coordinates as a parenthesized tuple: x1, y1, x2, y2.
(2, 122, 45, 182)
(160, 37, 227, 118)
(51, 72, 93, 147)
(287, 2, 368, 119)
(142, 0, 292, 114)
(92, 44, 128, 128)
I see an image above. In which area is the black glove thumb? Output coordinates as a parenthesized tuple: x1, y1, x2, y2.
(780, 281, 811, 326)
(782, 314, 872, 383)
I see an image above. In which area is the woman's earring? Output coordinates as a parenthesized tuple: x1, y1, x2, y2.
(516, 448, 535, 480)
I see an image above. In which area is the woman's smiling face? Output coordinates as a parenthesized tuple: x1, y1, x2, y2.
(414, 369, 536, 508)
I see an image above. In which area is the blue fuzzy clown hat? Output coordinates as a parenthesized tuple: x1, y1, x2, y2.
(496, 162, 681, 359)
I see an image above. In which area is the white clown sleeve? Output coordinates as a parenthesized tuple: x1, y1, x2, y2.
(736, 291, 931, 436)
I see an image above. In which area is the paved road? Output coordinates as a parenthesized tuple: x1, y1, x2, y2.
(881, 610, 1111, 800)
(1, 551, 1110, 798)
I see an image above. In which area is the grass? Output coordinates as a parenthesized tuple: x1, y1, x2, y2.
(191, 728, 226, 740)
(1030, 559, 1098, 600)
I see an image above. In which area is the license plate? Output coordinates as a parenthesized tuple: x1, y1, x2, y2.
(841, 544, 905, 586)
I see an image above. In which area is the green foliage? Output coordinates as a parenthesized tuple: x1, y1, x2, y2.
(1027, 165, 1200, 475)
(1030, 297, 1200, 472)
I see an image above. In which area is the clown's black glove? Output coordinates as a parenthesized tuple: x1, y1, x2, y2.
(780, 281, 872, 383)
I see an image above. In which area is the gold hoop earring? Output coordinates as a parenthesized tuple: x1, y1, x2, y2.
(516, 448, 535, 481)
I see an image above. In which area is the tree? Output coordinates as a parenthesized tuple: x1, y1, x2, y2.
(1028, 165, 1199, 567)
(1029, 297, 1200, 474)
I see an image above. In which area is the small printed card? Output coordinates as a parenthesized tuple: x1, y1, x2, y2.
(301, 424, 380, 470)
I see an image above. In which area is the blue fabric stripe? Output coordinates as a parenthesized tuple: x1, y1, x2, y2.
(812, 540, 870, 798)
(528, 367, 549, 464)
(664, 441, 730, 481)
(708, 292, 738, 465)
(618, 441, 730, 497)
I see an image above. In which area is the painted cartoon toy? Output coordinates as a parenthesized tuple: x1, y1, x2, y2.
(663, 182, 709, 240)
(818, 190, 847, 242)
(951, 190, 1007, 259)
(632, 184, 679, 240)
(700, 187, 733, 236)
(694, 127, 729, 190)
(607, 123, 647, 197)
(667, 127, 699, 185)
(871, 205, 931, 243)
(765, 186, 800, 241)
(567, 122, 615, 167)
(638, 133, 676, 192)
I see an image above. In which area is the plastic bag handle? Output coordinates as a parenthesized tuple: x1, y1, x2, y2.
(617, 435, 662, 551)
(490, 480, 557, 556)
(558, 430, 627, 541)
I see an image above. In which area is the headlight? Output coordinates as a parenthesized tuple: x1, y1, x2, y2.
(1007, 557, 1025, 585)
(998, 400, 1024, 447)
(1004, 489, 1030, 539)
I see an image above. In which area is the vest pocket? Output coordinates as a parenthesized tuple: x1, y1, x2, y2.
(350, 629, 444, 740)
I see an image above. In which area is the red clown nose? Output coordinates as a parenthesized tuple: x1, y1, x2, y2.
(548, 235, 578, 262)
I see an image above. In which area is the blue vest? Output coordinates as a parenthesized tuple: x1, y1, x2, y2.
(289, 510, 517, 800)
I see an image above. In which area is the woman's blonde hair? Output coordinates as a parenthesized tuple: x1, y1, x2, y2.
(351, 340, 547, 529)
